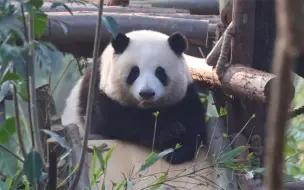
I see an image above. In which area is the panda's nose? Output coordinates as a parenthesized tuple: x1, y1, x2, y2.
(139, 90, 155, 99)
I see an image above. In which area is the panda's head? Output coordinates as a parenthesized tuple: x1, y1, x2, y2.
(99, 30, 193, 109)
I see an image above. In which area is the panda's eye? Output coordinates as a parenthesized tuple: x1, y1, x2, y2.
(126, 66, 140, 85)
(155, 67, 168, 86)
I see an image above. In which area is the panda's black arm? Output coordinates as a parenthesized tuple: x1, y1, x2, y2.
(179, 84, 207, 144)
(89, 110, 164, 147)
(163, 84, 207, 164)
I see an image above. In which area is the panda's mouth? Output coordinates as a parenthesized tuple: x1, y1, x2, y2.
(139, 100, 155, 108)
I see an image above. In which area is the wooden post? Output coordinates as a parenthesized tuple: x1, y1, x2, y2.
(103, 0, 129, 6)
(251, 0, 276, 166)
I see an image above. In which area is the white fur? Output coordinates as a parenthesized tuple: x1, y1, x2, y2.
(61, 77, 85, 135)
(100, 30, 193, 107)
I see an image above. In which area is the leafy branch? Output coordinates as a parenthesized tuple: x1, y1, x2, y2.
(289, 105, 304, 119)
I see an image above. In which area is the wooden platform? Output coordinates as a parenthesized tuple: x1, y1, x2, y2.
(87, 140, 218, 190)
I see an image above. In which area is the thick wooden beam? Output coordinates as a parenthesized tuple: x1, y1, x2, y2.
(186, 56, 295, 103)
(43, 12, 212, 45)
(130, 0, 219, 15)
(231, 0, 255, 67)
(104, 0, 129, 6)
(40, 12, 215, 57)
(39, 3, 189, 13)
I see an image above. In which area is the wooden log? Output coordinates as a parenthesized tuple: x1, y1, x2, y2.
(95, 12, 221, 23)
(185, 56, 295, 103)
(39, 2, 189, 13)
(130, 0, 219, 15)
(40, 2, 221, 24)
(284, 182, 304, 190)
(104, 0, 129, 6)
(40, 3, 221, 23)
(40, 12, 214, 57)
(131, 14, 221, 23)
(43, 12, 211, 46)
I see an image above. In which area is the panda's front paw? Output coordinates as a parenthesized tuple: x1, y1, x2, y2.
(157, 121, 186, 145)
(164, 145, 196, 165)
(155, 122, 186, 149)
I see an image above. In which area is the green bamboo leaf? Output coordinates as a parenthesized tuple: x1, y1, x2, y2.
(200, 96, 207, 103)
(28, 0, 43, 9)
(94, 146, 105, 172)
(219, 106, 228, 116)
(247, 152, 254, 162)
(175, 143, 182, 149)
(0, 117, 16, 144)
(153, 111, 159, 117)
(33, 11, 48, 37)
(150, 172, 167, 189)
(90, 149, 98, 184)
(0, 72, 23, 86)
(104, 144, 116, 166)
(115, 180, 126, 190)
(218, 146, 246, 162)
(102, 16, 119, 38)
(139, 148, 174, 172)
(23, 151, 43, 184)
(90, 146, 106, 187)
(218, 160, 240, 170)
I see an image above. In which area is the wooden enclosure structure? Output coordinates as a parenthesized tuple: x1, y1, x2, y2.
(2, 0, 303, 189)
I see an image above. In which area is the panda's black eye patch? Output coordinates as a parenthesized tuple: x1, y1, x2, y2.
(126, 66, 139, 85)
(155, 67, 168, 86)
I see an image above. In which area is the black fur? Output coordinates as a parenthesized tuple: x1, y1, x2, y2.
(126, 66, 140, 85)
(168, 32, 188, 56)
(155, 67, 168, 86)
(79, 64, 207, 165)
(111, 33, 130, 54)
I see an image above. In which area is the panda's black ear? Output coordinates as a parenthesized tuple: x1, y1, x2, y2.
(111, 33, 130, 54)
(168, 32, 188, 55)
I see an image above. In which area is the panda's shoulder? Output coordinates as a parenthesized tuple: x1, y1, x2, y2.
(77, 63, 102, 112)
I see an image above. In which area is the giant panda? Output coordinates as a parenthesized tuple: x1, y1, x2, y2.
(61, 29, 207, 165)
